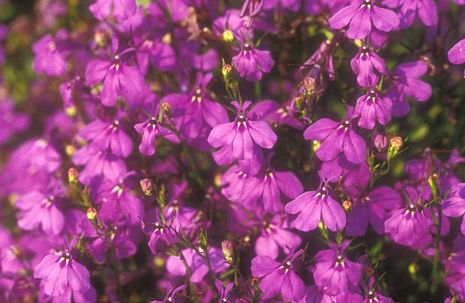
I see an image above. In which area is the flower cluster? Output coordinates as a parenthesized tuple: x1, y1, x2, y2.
(1, 0, 465, 302)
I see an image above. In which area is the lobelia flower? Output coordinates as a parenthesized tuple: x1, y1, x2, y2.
(207, 100, 277, 165)
(34, 248, 92, 297)
(329, 0, 400, 39)
(89, 0, 137, 21)
(85, 51, 145, 107)
(141, 208, 178, 255)
(87, 225, 137, 264)
(150, 283, 186, 303)
(241, 155, 304, 212)
(346, 186, 401, 236)
(73, 147, 127, 184)
(255, 215, 301, 259)
(319, 154, 371, 199)
(240, 0, 264, 18)
(251, 251, 305, 301)
(442, 183, 465, 234)
(350, 46, 388, 87)
(80, 118, 133, 158)
(15, 187, 65, 236)
(95, 172, 144, 225)
(303, 109, 367, 164)
(313, 241, 363, 296)
(301, 39, 335, 81)
(32, 33, 67, 76)
(298, 285, 364, 303)
(213, 9, 250, 43)
(354, 89, 392, 129)
(166, 247, 229, 283)
(384, 0, 438, 28)
(384, 185, 433, 249)
(387, 60, 432, 117)
(284, 180, 346, 232)
(232, 43, 274, 81)
(215, 280, 235, 303)
(177, 73, 229, 140)
(448, 38, 465, 77)
(361, 277, 394, 303)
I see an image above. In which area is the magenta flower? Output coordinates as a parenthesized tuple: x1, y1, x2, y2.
(242, 160, 304, 212)
(80, 119, 133, 158)
(354, 89, 392, 129)
(448, 38, 465, 77)
(34, 249, 91, 297)
(350, 46, 388, 87)
(208, 101, 277, 164)
(255, 215, 301, 259)
(32, 34, 67, 76)
(134, 117, 178, 156)
(329, 0, 400, 39)
(232, 43, 274, 81)
(166, 247, 229, 283)
(442, 183, 465, 234)
(346, 186, 402, 236)
(387, 60, 432, 117)
(251, 252, 305, 301)
(213, 9, 250, 43)
(16, 190, 65, 235)
(313, 241, 363, 296)
(384, 0, 438, 28)
(89, 0, 136, 21)
(304, 114, 367, 164)
(284, 181, 346, 232)
(384, 186, 433, 249)
(85, 53, 145, 107)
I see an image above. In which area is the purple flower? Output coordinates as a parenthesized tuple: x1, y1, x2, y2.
(34, 249, 91, 297)
(232, 43, 274, 81)
(251, 252, 305, 301)
(240, 0, 264, 18)
(448, 38, 465, 77)
(384, 0, 438, 28)
(242, 159, 304, 212)
(285, 181, 346, 232)
(166, 247, 229, 283)
(329, 0, 400, 39)
(16, 190, 65, 235)
(32, 34, 67, 76)
(208, 101, 277, 164)
(387, 60, 432, 117)
(89, 0, 137, 21)
(80, 119, 133, 158)
(304, 114, 367, 164)
(384, 186, 433, 248)
(354, 89, 392, 129)
(350, 46, 388, 87)
(134, 115, 178, 156)
(442, 183, 465, 234)
(85, 53, 145, 107)
(255, 215, 301, 259)
(313, 241, 363, 296)
(213, 10, 250, 43)
(346, 186, 402, 236)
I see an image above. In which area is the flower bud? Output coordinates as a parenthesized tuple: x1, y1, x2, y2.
(65, 144, 76, 157)
(342, 200, 352, 211)
(68, 168, 78, 185)
(428, 173, 439, 198)
(222, 240, 234, 262)
(222, 63, 233, 80)
(86, 208, 97, 221)
(373, 133, 388, 151)
(140, 178, 154, 196)
(389, 136, 403, 152)
(222, 29, 235, 43)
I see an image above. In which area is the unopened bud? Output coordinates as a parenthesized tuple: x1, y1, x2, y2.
(428, 173, 439, 198)
(342, 200, 352, 211)
(222, 29, 235, 43)
(389, 136, 403, 152)
(222, 240, 234, 262)
(65, 144, 76, 157)
(140, 178, 154, 196)
(373, 133, 388, 151)
(86, 208, 97, 221)
(222, 63, 233, 80)
(68, 168, 78, 185)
